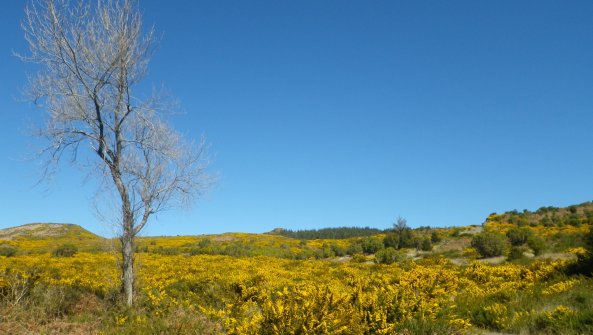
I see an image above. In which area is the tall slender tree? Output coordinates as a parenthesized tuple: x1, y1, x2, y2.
(20, 0, 211, 305)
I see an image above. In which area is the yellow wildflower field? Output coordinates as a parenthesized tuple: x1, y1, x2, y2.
(1, 249, 589, 334)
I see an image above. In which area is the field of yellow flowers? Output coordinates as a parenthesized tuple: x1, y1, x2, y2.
(1, 219, 593, 334)
(1, 247, 592, 334)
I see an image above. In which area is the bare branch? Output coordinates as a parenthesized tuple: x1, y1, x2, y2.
(21, 0, 212, 306)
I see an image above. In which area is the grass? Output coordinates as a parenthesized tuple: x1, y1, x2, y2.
(454, 274, 593, 334)
(0, 284, 222, 335)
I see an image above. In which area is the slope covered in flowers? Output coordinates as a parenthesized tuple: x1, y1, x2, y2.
(1, 206, 592, 334)
(1, 250, 592, 334)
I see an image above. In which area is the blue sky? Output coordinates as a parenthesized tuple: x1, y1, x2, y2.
(1, 1, 593, 237)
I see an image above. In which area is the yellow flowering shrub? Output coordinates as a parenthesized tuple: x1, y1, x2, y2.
(0, 239, 589, 334)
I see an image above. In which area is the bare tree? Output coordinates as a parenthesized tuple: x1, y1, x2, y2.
(394, 216, 408, 233)
(19, 0, 211, 306)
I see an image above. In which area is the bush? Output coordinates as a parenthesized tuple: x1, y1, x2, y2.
(53, 244, 78, 257)
(330, 243, 346, 257)
(578, 226, 593, 275)
(398, 229, 416, 248)
(259, 285, 365, 334)
(420, 238, 432, 251)
(361, 237, 384, 254)
(374, 247, 404, 264)
(527, 235, 546, 256)
(586, 226, 593, 255)
(506, 227, 532, 246)
(152, 247, 181, 255)
(507, 246, 526, 261)
(431, 231, 442, 243)
(316, 245, 335, 259)
(346, 241, 363, 255)
(471, 232, 507, 258)
(383, 233, 400, 249)
(0, 245, 17, 257)
(351, 254, 368, 263)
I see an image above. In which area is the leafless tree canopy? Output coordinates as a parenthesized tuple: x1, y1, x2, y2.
(20, 0, 211, 305)
(21, 0, 210, 236)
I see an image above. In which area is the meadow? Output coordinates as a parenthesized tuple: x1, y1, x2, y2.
(1, 205, 593, 334)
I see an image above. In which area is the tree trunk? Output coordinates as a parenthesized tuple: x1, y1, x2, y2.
(121, 217, 135, 306)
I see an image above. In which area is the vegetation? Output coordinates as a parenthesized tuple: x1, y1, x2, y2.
(374, 247, 404, 264)
(2, 202, 593, 334)
(527, 235, 547, 256)
(571, 226, 593, 276)
(507, 227, 533, 246)
(384, 217, 416, 249)
(484, 203, 593, 256)
(488, 202, 593, 227)
(53, 244, 78, 257)
(272, 226, 383, 240)
(1, 244, 592, 334)
(21, 0, 211, 306)
(471, 232, 508, 258)
(0, 245, 17, 257)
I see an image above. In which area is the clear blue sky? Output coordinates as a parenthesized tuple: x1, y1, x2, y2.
(1, 1, 593, 237)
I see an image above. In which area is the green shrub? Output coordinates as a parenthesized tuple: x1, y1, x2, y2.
(374, 247, 404, 264)
(152, 247, 181, 255)
(346, 241, 363, 255)
(383, 233, 400, 249)
(586, 226, 593, 256)
(506, 227, 533, 246)
(471, 232, 507, 258)
(431, 231, 442, 243)
(507, 246, 526, 261)
(361, 237, 384, 254)
(53, 244, 78, 257)
(0, 245, 17, 257)
(578, 226, 593, 275)
(316, 245, 336, 259)
(420, 238, 432, 251)
(527, 235, 546, 256)
(330, 243, 346, 257)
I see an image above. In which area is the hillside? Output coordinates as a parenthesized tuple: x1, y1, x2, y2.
(1, 204, 592, 334)
(2, 200, 590, 262)
(0, 223, 100, 240)
(484, 202, 593, 254)
(0, 223, 107, 253)
(487, 201, 593, 227)
(2, 199, 592, 260)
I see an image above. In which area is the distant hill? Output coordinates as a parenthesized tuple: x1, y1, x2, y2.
(2, 201, 591, 258)
(0, 223, 108, 253)
(0, 223, 101, 240)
